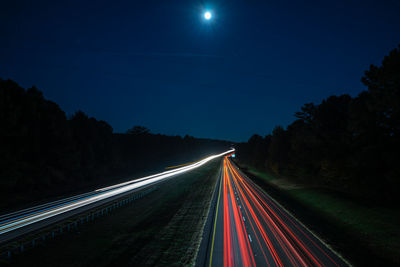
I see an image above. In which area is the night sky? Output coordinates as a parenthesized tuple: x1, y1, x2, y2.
(1, 0, 400, 142)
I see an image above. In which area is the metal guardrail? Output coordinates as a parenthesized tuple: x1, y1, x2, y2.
(0, 186, 158, 260)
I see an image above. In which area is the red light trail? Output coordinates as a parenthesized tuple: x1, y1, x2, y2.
(207, 156, 348, 266)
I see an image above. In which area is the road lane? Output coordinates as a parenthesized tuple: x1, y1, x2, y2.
(205, 156, 349, 266)
(0, 149, 234, 244)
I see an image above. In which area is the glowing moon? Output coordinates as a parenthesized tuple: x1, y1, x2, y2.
(204, 11, 212, 20)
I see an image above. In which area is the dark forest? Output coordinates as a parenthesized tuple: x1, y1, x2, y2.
(237, 45, 400, 203)
(0, 82, 229, 212)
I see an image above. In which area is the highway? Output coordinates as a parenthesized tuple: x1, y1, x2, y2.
(203, 156, 348, 267)
(0, 149, 234, 244)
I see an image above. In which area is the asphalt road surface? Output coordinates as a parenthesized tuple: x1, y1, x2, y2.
(201, 156, 348, 267)
(0, 149, 234, 244)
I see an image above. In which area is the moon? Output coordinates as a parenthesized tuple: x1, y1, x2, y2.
(204, 11, 212, 20)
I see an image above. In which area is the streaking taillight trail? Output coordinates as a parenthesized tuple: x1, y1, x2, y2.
(209, 156, 347, 267)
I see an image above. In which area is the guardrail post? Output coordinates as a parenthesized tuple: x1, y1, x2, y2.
(32, 239, 35, 247)
(20, 244, 24, 252)
(7, 251, 11, 259)
(42, 235, 46, 241)
(52, 232, 55, 238)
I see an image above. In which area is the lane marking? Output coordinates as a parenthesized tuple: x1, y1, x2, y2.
(248, 234, 252, 242)
(231, 160, 352, 266)
(243, 216, 246, 222)
(209, 167, 223, 267)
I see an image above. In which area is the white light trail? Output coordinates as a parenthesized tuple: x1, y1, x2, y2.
(0, 149, 234, 235)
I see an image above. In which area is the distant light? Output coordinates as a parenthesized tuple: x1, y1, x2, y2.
(204, 11, 212, 20)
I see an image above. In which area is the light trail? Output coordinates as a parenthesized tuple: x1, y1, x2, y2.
(227, 159, 333, 266)
(223, 158, 255, 267)
(0, 149, 234, 238)
(208, 156, 347, 266)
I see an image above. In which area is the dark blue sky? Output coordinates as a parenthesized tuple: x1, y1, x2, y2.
(1, 0, 400, 142)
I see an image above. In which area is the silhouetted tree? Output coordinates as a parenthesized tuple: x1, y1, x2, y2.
(126, 125, 150, 135)
(237, 45, 400, 202)
(362, 45, 400, 137)
(0, 79, 230, 212)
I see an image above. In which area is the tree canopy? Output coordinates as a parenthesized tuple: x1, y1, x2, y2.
(237, 45, 400, 202)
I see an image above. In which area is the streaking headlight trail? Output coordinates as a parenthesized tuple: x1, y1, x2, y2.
(0, 149, 234, 237)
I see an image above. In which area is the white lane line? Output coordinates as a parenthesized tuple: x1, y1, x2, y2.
(243, 216, 246, 222)
(239, 205, 241, 209)
(233, 163, 352, 267)
(248, 234, 252, 242)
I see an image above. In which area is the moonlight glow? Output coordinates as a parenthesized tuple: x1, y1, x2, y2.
(204, 11, 212, 20)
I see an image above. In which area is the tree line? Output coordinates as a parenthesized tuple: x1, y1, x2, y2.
(237, 45, 400, 202)
(0, 80, 230, 212)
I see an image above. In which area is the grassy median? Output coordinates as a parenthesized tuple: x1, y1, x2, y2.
(7, 159, 221, 267)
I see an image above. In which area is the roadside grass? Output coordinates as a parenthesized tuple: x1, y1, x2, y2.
(237, 163, 400, 265)
(239, 163, 276, 181)
(289, 188, 400, 261)
(7, 160, 220, 267)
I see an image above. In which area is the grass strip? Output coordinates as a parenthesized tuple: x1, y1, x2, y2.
(5, 160, 221, 267)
